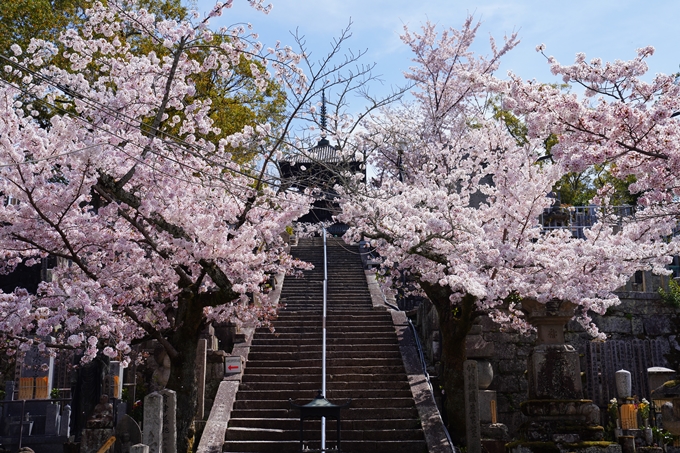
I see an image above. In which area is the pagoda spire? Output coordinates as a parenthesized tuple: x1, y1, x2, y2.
(320, 90, 327, 138)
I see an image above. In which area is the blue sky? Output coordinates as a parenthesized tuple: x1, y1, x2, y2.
(194, 0, 680, 99)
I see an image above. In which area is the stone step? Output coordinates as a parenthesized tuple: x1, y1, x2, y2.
(251, 332, 398, 340)
(227, 417, 421, 431)
(240, 365, 406, 375)
(256, 325, 396, 334)
(247, 344, 400, 354)
(248, 346, 400, 355)
(272, 314, 390, 322)
(278, 305, 376, 311)
(274, 311, 389, 318)
(262, 323, 395, 331)
(226, 426, 424, 441)
(238, 380, 411, 392)
(241, 373, 408, 383)
(222, 439, 428, 453)
(244, 358, 405, 368)
(233, 398, 415, 410)
(228, 406, 419, 420)
(250, 337, 398, 346)
(247, 351, 403, 361)
(235, 388, 413, 401)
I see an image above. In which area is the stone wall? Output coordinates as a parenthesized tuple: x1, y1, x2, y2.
(413, 272, 680, 437)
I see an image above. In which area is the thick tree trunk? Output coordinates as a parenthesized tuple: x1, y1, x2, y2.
(420, 283, 476, 446)
(166, 293, 205, 453)
(167, 334, 199, 453)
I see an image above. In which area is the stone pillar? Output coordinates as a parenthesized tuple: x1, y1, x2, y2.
(466, 325, 509, 453)
(196, 339, 207, 420)
(464, 360, 482, 453)
(159, 389, 177, 453)
(142, 392, 163, 453)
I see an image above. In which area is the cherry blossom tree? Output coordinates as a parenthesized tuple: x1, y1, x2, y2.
(507, 45, 680, 214)
(338, 18, 676, 443)
(0, 1, 316, 450)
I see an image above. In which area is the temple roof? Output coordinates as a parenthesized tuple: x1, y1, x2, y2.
(282, 138, 343, 164)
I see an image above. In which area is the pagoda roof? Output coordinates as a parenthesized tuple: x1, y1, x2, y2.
(282, 138, 344, 165)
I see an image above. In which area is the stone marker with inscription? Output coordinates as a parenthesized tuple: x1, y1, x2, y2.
(142, 392, 163, 453)
(196, 339, 207, 420)
(464, 360, 482, 453)
(159, 389, 177, 453)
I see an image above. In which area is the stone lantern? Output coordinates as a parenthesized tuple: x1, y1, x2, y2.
(512, 299, 605, 452)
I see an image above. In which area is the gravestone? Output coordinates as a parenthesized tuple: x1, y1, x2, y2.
(60, 404, 72, 437)
(142, 392, 163, 453)
(616, 370, 632, 398)
(464, 360, 482, 453)
(115, 414, 142, 453)
(159, 389, 177, 453)
(4, 381, 14, 400)
(196, 339, 207, 420)
(45, 403, 60, 435)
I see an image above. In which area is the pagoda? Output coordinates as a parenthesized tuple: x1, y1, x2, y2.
(278, 92, 364, 235)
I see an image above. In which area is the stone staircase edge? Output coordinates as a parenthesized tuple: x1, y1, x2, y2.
(388, 301, 453, 453)
(197, 272, 286, 453)
(196, 380, 240, 453)
(365, 270, 395, 309)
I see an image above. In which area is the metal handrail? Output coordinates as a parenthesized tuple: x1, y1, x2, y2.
(321, 227, 328, 451)
(383, 297, 457, 453)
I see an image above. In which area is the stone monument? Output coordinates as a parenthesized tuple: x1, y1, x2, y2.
(142, 392, 163, 453)
(510, 299, 612, 453)
(465, 325, 509, 453)
(80, 394, 115, 453)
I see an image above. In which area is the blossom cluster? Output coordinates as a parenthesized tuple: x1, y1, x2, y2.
(0, 0, 310, 362)
(339, 18, 675, 336)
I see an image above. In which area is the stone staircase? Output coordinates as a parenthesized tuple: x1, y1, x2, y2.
(223, 237, 427, 453)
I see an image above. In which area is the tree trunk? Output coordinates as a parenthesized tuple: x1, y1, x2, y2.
(420, 283, 476, 446)
(166, 293, 205, 453)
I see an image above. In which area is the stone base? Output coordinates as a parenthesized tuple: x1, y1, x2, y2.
(519, 399, 603, 442)
(520, 420, 605, 443)
(521, 399, 600, 422)
(80, 428, 114, 453)
(482, 423, 510, 441)
(640, 448, 664, 453)
(482, 439, 507, 453)
(508, 441, 621, 453)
